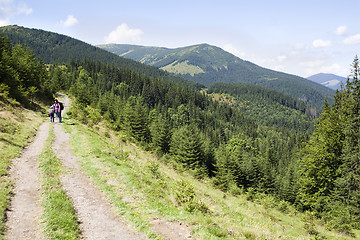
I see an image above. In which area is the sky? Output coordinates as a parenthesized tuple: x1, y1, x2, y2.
(1, 0, 359, 78)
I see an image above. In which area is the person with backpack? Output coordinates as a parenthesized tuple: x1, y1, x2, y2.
(53, 99, 64, 123)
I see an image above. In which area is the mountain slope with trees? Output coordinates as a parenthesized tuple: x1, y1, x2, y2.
(98, 43, 335, 109)
(295, 57, 360, 234)
(2, 28, 360, 237)
(208, 82, 316, 130)
(0, 25, 203, 90)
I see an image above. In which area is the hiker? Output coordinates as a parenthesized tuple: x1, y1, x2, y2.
(53, 99, 63, 123)
(49, 106, 55, 122)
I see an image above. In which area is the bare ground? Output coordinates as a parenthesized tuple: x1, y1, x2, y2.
(52, 96, 147, 240)
(5, 95, 192, 240)
(5, 122, 49, 240)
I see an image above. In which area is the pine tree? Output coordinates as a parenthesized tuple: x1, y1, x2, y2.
(124, 96, 150, 142)
(213, 145, 240, 191)
(170, 124, 205, 171)
(333, 56, 360, 222)
(297, 99, 343, 211)
(150, 113, 171, 154)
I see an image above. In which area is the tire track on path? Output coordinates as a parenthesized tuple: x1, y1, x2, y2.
(52, 96, 147, 240)
(5, 122, 49, 240)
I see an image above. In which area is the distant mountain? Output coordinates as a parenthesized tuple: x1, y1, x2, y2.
(98, 43, 335, 109)
(307, 73, 346, 90)
(0, 25, 203, 90)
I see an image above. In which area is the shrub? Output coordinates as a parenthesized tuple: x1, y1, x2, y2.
(322, 203, 355, 236)
(148, 161, 161, 179)
(303, 211, 319, 236)
(173, 179, 209, 214)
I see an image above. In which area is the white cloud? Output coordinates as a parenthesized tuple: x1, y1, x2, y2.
(104, 23, 143, 44)
(276, 55, 287, 62)
(320, 63, 341, 73)
(16, 2, 32, 15)
(59, 15, 78, 27)
(300, 60, 323, 68)
(0, 0, 32, 26)
(0, 19, 10, 26)
(335, 25, 347, 35)
(222, 43, 246, 58)
(343, 34, 360, 45)
(312, 39, 332, 48)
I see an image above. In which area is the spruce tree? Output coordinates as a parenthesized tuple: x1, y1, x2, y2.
(124, 96, 150, 142)
(333, 56, 360, 225)
(297, 99, 343, 211)
(170, 124, 205, 171)
(150, 113, 171, 154)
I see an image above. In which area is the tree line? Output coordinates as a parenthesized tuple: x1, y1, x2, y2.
(0, 34, 52, 106)
(208, 82, 317, 132)
(297, 56, 360, 233)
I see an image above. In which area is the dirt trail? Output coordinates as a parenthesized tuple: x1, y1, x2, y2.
(5, 122, 49, 240)
(52, 95, 147, 240)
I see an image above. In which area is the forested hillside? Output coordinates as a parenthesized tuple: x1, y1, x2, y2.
(298, 57, 360, 233)
(0, 25, 203, 90)
(98, 43, 335, 109)
(0, 33, 52, 106)
(1, 29, 360, 237)
(208, 82, 316, 131)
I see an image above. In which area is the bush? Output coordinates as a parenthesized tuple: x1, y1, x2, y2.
(148, 161, 161, 179)
(256, 193, 277, 209)
(246, 187, 256, 201)
(322, 203, 355, 236)
(87, 107, 102, 125)
(0, 84, 10, 100)
(303, 211, 320, 236)
(173, 179, 209, 214)
(277, 200, 290, 214)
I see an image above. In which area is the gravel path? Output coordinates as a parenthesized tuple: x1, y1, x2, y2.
(5, 122, 49, 240)
(5, 95, 147, 240)
(52, 96, 147, 240)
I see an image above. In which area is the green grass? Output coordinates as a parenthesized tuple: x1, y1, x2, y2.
(38, 124, 80, 240)
(0, 100, 43, 238)
(161, 60, 205, 76)
(61, 115, 360, 240)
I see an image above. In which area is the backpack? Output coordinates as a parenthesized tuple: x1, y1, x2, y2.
(59, 102, 64, 110)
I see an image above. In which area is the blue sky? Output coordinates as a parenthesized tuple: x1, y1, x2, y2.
(1, 0, 359, 78)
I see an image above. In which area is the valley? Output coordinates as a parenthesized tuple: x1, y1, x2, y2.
(1, 25, 360, 239)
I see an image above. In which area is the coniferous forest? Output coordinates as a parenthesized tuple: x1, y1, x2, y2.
(1, 31, 360, 235)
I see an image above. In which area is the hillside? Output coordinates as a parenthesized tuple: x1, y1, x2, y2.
(0, 25, 203, 90)
(3, 96, 358, 239)
(2, 31, 360, 238)
(98, 43, 335, 109)
(307, 73, 346, 90)
(208, 82, 316, 131)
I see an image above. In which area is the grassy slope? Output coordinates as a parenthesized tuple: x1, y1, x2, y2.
(61, 106, 359, 239)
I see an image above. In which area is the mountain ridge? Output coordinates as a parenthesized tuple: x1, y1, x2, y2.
(98, 43, 335, 109)
(0, 25, 204, 90)
(307, 73, 346, 90)
(0, 25, 334, 109)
